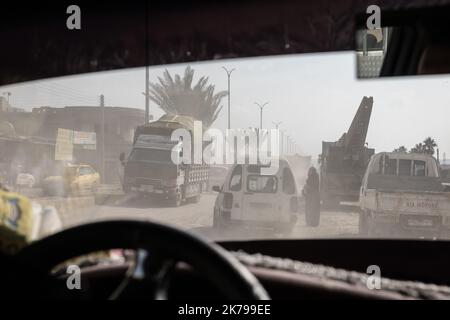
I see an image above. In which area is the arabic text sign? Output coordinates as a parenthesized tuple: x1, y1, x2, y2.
(55, 128, 74, 161)
(73, 131, 96, 146)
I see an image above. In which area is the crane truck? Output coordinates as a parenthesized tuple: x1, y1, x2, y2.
(320, 96, 375, 208)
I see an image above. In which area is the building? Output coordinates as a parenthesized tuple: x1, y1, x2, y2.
(1, 106, 145, 184)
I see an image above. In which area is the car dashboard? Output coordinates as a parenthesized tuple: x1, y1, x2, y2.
(72, 239, 450, 300)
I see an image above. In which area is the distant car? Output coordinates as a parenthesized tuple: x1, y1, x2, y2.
(16, 173, 35, 189)
(43, 164, 100, 197)
(359, 152, 450, 237)
(212, 159, 300, 235)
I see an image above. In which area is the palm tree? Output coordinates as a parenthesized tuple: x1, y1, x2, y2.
(393, 146, 408, 153)
(410, 143, 424, 154)
(423, 137, 437, 155)
(148, 66, 228, 128)
(409, 138, 438, 155)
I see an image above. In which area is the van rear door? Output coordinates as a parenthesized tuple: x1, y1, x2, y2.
(241, 165, 279, 222)
(225, 165, 244, 220)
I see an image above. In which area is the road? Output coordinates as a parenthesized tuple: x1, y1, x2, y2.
(65, 193, 360, 241)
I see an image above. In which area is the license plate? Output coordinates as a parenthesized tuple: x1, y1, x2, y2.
(140, 185, 154, 192)
(404, 200, 438, 210)
(407, 218, 434, 227)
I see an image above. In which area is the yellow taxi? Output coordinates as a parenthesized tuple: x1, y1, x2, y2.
(43, 164, 100, 196)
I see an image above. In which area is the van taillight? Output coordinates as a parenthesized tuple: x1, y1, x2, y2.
(223, 192, 233, 209)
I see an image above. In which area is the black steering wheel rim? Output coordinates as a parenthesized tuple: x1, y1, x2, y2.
(17, 219, 269, 300)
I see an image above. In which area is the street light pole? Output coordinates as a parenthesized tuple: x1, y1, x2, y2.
(280, 130, 284, 157)
(286, 135, 289, 155)
(272, 121, 282, 129)
(286, 135, 291, 155)
(273, 121, 282, 157)
(254, 102, 269, 129)
(222, 67, 235, 130)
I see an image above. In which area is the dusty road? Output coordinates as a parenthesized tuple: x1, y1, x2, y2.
(63, 193, 359, 241)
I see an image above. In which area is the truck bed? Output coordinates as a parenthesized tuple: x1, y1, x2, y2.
(366, 174, 444, 192)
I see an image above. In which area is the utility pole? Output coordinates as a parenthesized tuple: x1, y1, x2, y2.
(287, 135, 291, 155)
(222, 67, 235, 130)
(100, 94, 105, 183)
(254, 102, 269, 129)
(273, 122, 282, 157)
(144, 66, 150, 123)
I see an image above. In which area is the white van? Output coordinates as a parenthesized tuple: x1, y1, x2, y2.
(212, 159, 300, 234)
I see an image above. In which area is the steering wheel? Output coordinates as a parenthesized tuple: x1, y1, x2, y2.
(15, 220, 270, 300)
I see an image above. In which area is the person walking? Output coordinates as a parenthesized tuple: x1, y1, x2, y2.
(302, 167, 321, 227)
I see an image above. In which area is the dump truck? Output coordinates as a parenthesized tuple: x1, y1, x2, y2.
(121, 114, 208, 207)
(320, 96, 375, 208)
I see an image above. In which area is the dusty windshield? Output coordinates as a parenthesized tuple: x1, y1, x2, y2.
(1, 52, 450, 241)
(129, 148, 172, 162)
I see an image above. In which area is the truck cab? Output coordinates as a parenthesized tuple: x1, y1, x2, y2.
(122, 127, 208, 207)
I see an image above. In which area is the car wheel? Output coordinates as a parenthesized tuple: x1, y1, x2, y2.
(359, 211, 369, 236)
(168, 192, 182, 207)
(305, 206, 320, 227)
(191, 194, 201, 204)
(213, 209, 222, 228)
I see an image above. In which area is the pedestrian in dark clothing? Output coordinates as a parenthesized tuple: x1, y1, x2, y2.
(302, 167, 321, 227)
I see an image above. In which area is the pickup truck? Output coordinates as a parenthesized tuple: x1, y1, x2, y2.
(359, 152, 450, 238)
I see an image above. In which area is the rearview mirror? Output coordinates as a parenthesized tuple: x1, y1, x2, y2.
(356, 6, 450, 78)
(119, 152, 126, 165)
(212, 185, 222, 193)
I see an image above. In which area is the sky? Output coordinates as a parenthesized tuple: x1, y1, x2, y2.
(1, 51, 450, 162)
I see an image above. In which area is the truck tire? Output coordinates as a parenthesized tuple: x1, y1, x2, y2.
(213, 209, 221, 228)
(168, 192, 182, 207)
(190, 194, 201, 204)
(359, 211, 369, 236)
(276, 224, 294, 236)
(305, 209, 320, 227)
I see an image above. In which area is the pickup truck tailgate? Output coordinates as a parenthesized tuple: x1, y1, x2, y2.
(376, 191, 450, 215)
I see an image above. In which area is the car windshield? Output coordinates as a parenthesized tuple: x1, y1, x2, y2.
(1, 51, 450, 242)
(129, 148, 172, 162)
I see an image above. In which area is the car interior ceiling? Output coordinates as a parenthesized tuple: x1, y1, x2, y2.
(2, 0, 450, 85)
(3, 0, 450, 300)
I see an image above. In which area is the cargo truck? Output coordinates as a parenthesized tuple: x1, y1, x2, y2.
(121, 114, 208, 207)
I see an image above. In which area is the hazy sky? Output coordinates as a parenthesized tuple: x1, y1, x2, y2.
(2, 51, 450, 161)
